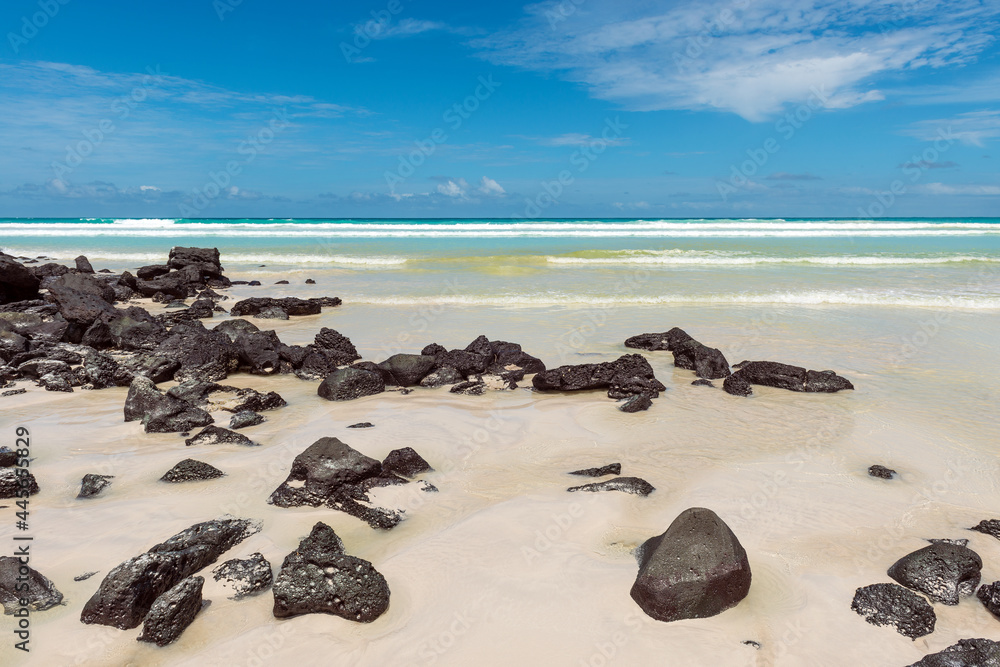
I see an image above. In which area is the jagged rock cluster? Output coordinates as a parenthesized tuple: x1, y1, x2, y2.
(268, 437, 435, 530)
(566, 462, 655, 496)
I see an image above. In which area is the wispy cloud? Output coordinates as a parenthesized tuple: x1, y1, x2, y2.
(518, 132, 630, 147)
(903, 110, 1000, 146)
(765, 172, 822, 181)
(916, 183, 1000, 195)
(476, 0, 1000, 121)
(898, 160, 958, 169)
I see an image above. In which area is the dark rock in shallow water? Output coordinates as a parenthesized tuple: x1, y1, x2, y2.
(314, 327, 360, 361)
(83, 351, 120, 389)
(81, 517, 258, 629)
(978, 581, 1000, 619)
(212, 318, 260, 341)
(229, 410, 265, 430)
(269, 437, 381, 507)
(630, 507, 751, 622)
(419, 365, 464, 387)
(0, 556, 63, 613)
(268, 437, 403, 530)
(153, 321, 236, 382)
(618, 393, 652, 413)
(450, 379, 485, 395)
(160, 459, 225, 483)
(229, 296, 340, 317)
(213, 553, 273, 600)
(623, 327, 692, 352)
(567, 476, 654, 496)
(533, 354, 657, 393)
(0, 467, 39, 498)
(185, 425, 258, 447)
(0, 447, 16, 467)
(905, 639, 1000, 667)
(257, 306, 287, 319)
(569, 463, 622, 477)
(382, 447, 432, 478)
(74, 255, 95, 273)
(74, 571, 98, 582)
(377, 353, 436, 387)
(228, 387, 286, 413)
(38, 371, 73, 392)
(970, 519, 1000, 540)
(691, 378, 714, 387)
(1, 388, 27, 397)
(869, 464, 897, 479)
(318, 367, 385, 401)
(137, 575, 204, 646)
(124, 376, 214, 434)
(78, 474, 114, 499)
(625, 327, 730, 379)
(723, 373, 753, 396)
(729, 360, 854, 393)
(887, 542, 982, 605)
(347, 422, 374, 429)
(850, 582, 935, 639)
(272, 522, 390, 622)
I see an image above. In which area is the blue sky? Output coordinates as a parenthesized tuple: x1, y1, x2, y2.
(0, 0, 998, 218)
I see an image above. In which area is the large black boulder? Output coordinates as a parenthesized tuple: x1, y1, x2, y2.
(382, 447, 433, 478)
(153, 321, 236, 382)
(0, 556, 63, 613)
(233, 330, 281, 375)
(168, 247, 224, 279)
(906, 639, 1000, 667)
(978, 581, 1000, 618)
(0, 254, 41, 304)
(532, 353, 659, 394)
(850, 582, 935, 639)
(160, 459, 225, 482)
(124, 376, 214, 433)
(136, 575, 204, 646)
(887, 542, 981, 605)
(229, 297, 340, 317)
(184, 425, 258, 447)
(630, 507, 751, 622)
(272, 522, 390, 622)
(80, 518, 258, 629)
(377, 353, 436, 387)
(729, 360, 854, 393)
(318, 367, 385, 401)
(626, 327, 730, 379)
(78, 474, 114, 499)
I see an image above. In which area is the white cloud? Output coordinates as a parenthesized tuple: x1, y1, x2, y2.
(478, 176, 505, 196)
(477, 0, 1000, 121)
(436, 179, 469, 198)
(904, 110, 1000, 146)
(917, 183, 1000, 195)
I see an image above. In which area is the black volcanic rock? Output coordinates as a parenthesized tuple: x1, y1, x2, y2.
(124, 376, 214, 434)
(377, 354, 436, 387)
(318, 367, 385, 401)
(136, 575, 204, 646)
(618, 393, 652, 412)
(229, 297, 340, 317)
(905, 639, 1000, 667)
(630, 508, 751, 622)
(229, 410, 265, 430)
(80, 518, 257, 629)
(272, 522, 390, 622)
(185, 425, 258, 447)
(0, 467, 39, 498)
(533, 354, 660, 398)
(729, 361, 854, 393)
(0, 254, 41, 304)
(153, 321, 236, 382)
(887, 542, 982, 605)
(978, 581, 1000, 618)
(382, 447, 432, 478)
(0, 556, 63, 613)
(75, 255, 95, 273)
(850, 583, 935, 639)
(970, 519, 1000, 541)
(723, 373, 753, 397)
(869, 465, 897, 480)
(78, 474, 114, 499)
(569, 463, 621, 477)
(313, 327, 359, 359)
(567, 476, 654, 496)
(160, 459, 225, 483)
(213, 553, 273, 600)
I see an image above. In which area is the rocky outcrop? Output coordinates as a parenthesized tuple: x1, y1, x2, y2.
(124, 376, 214, 434)
(184, 425, 258, 447)
(213, 553, 273, 600)
(851, 583, 935, 639)
(318, 367, 385, 401)
(0, 254, 41, 304)
(0, 467, 39, 498)
(728, 360, 854, 393)
(229, 296, 341, 318)
(268, 437, 427, 529)
(381, 447, 433, 478)
(78, 474, 114, 499)
(970, 519, 1000, 541)
(160, 459, 225, 483)
(978, 581, 1000, 618)
(272, 522, 389, 622)
(0, 556, 63, 613)
(569, 463, 621, 477)
(229, 410, 265, 430)
(377, 354, 437, 387)
(567, 477, 655, 496)
(152, 321, 236, 382)
(136, 576, 204, 646)
(630, 508, 751, 622)
(905, 639, 1000, 667)
(887, 542, 982, 605)
(722, 373, 753, 397)
(80, 518, 258, 629)
(533, 353, 664, 402)
(626, 327, 730, 379)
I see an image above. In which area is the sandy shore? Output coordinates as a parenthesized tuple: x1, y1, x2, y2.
(2, 281, 1000, 666)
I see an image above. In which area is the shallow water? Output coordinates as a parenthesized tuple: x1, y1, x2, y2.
(2, 220, 1000, 665)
